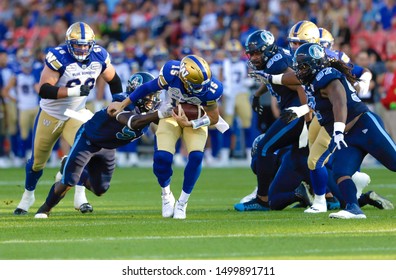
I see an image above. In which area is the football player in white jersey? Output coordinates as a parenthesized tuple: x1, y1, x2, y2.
(14, 22, 123, 215)
(218, 39, 255, 165)
(4, 48, 40, 162)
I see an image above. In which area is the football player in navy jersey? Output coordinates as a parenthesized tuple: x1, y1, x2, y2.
(14, 22, 123, 215)
(107, 55, 224, 219)
(34, 72, 172, 218)
(293, 43, 396, 219)
(250, 21, 374, 214)
(233, 29, 309, 212)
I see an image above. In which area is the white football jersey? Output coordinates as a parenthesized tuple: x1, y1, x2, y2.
(222, 58, 251, 97)
(15, 70, 39, 110)
(40, 44, 111, 120)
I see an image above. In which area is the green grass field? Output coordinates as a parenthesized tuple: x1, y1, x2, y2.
(1, 166, 395, 260)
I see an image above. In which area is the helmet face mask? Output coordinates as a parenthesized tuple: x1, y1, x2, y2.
(179, 55, 212, 95)
(293, 43, 327, 85)
(245, 30, 276, 70)
(288, 21, 320, 52)
(126, 72, 161, 113)
(65, 22, 95, 62)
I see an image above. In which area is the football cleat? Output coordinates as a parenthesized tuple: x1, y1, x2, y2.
(329, 203, 366, 219)
(173, 200, 188, 219)
(161, 192, 175, 218)
(34, 213, 49, 219)
(239, 186, 258, 203)
(14, 190, 35, 215)
(304, 203, 327, 213)
(234, 198, 270, 212)
(326, 196, 341, 210)
(78, 203, 93, 214)
(295, 182, 313, 207)
(366, 191, 394, 210)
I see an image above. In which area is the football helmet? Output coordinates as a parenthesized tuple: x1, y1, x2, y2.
(107, 41, 125, 64)
(65, 22, 95, 62)
(292, 43, 328, 85)
(318, 27, 334, 49)
(126, 72, 161, 113)
(244, 30, 276, 70)
(179, 55, 212, 95)
(225, 39, 242, 62)
(288, 21, 320, 51)
(16, 48, 34, 69)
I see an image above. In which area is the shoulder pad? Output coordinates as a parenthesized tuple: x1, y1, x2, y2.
(159, 60, 179, 87)
(45, 47, 66, 71)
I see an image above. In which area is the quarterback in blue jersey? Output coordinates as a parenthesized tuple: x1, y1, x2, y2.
(108, 54, 223, 219)
(14, 22, 123, 216)
(293, 43, 396, 219)
(234, 29, 308, 212)
(34, 72, 172, 218)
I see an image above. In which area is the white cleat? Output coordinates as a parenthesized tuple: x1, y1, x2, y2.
(352, 171, 371, 198)
(329, 210, 366, 219)
(173, 200, 187, 219)
(240, 186, 258, 203)
(161, 192, 175, 218)
(304, 203, 327, 213)
(34, 213, 49, 219)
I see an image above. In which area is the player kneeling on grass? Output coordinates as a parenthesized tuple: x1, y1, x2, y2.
(35, 72, 173, 218)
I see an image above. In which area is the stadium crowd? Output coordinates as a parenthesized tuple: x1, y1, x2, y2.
(1, 0, 396, 169)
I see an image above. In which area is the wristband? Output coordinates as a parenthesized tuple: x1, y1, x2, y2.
(127, 115, 136, 129)
(271, 74, 284, 85)
(115, 111, 127, 121)
(67, 86, 80, 97)
(191, 115, 210, 129)
(333, 122, 346, 134)
(294, 104, 310, 117)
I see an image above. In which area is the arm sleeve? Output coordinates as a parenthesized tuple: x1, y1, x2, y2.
(107, 72, 123, 94)
(128, 78, 162, 104)
(39, 83, 59, 99)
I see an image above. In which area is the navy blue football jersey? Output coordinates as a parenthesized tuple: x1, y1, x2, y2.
(83, 108, 147, 149)
(264, 47, 301, 109)
(307, 67, 369, 132)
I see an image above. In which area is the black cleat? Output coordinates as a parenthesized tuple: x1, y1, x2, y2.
(366, 191, 394, 210)
(295, 182, 313, 207)
(14, 208, 28, 215)
(79, 203, 93, 213)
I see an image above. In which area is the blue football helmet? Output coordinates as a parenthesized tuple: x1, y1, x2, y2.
(179, 55, 212, 95)
(292, 43, 328, 85)
(65, 22, 95, 62)
(244, 30, 277, 70)
(126, 72, 161, 113)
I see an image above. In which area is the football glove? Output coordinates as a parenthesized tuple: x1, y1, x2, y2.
(248, 71, 272, 84)
(280, 104, 310, 123)
(67, 84, 91, 97)
(333, 131, 348, 150)
(252, 96, 265, 116)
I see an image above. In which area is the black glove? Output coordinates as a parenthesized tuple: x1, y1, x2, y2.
(280, 109, 298, 124)
(79, 85, 91, 96)
(252, 96, 265, 116)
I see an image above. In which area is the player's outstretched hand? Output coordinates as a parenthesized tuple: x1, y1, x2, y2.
(107, 102, 124, 117)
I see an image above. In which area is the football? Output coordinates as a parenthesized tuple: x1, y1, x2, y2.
(173, 103, 205, 120)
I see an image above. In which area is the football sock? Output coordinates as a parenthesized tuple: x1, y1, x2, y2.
(310, 166, 328, 196)
(338, 178, 358, 205)
(24, 159, 43, 191)
(162, 185, 171, 195)
(153, 150, 173, 187)
(182, 151, 204, 194)
(179, 190, 190, 204)
(45, 183, 65, 208)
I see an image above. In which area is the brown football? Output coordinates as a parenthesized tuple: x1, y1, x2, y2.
(173, 103, 205, 120)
